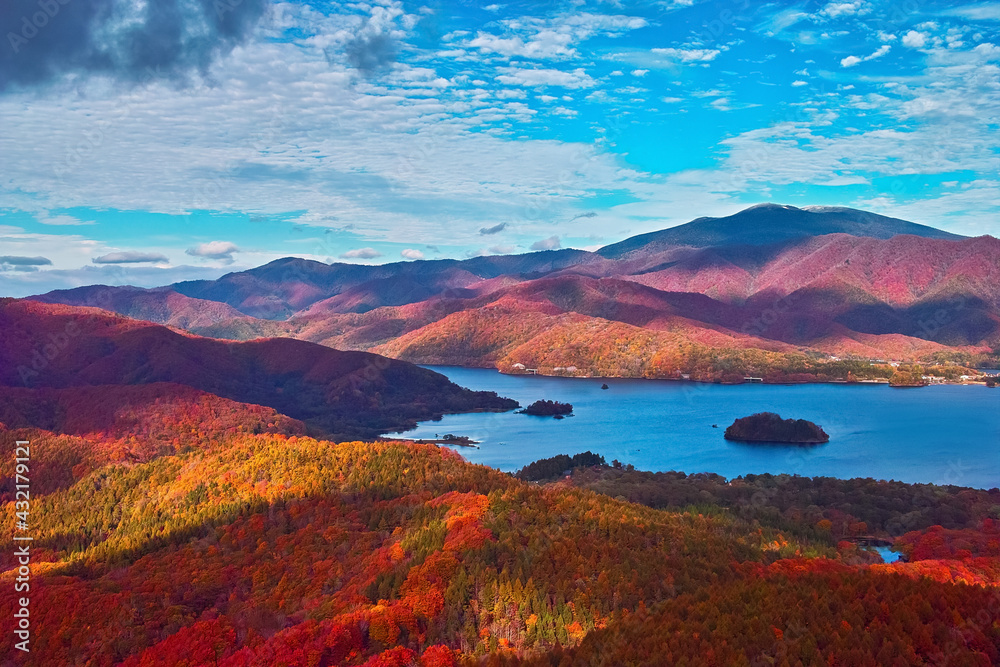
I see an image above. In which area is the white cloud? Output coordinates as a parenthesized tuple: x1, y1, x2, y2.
(0, 225, 103, 274)
(465, 12, 646, 60)
(841, 44, 890, 67)
(902, 30, 928, 48)
(495, 88, 527, 99)
(940, 4, 1000, 21)
(821, 2, 870, 18)
(468, 32, 576, 59)
(530, 235, 561, 251)
(759, 8, 810, 35)
(792, 80, 808, 87)
(631, 69, 649, 76)
(186, 240, 240, 262)
(0, 34, 625, 250)
(488, 244, 516, 254)
(650, 47, 720, 62)
(340, 248, 383, 259)
(496, 66, 596, 88)
(855, 180, 1000, 236)
(36, 213, 94, 226)
(869, 44, 892, 59)
(550, 106, 578, 116)
(400, 248, 424, 259)
(973, 42, 1000, 58)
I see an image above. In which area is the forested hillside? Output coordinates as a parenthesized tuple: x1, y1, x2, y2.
(2, 422, 998, 665)
(0, 299, 517, 439)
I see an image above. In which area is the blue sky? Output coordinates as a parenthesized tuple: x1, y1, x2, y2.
(1, 0, 999, 295)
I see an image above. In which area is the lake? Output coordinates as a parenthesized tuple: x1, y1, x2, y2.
(874, 547, 903, 563)
(395, 367, 1000, 489)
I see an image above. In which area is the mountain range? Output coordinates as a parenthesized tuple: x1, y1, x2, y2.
(31, 204, 1000, 380)
(3, 204, 1000, 665)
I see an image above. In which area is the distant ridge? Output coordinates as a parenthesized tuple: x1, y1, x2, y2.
(31, 284, 245, 329)
(598, 203, 964, 258)
(27, 204, 997, 377)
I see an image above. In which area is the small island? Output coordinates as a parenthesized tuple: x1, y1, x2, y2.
(518, 399, 574, 417)
(724, 412, 829, 444)
(408, 433, 479, 447)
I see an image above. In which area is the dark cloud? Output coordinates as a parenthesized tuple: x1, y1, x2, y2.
(0, 0, 268, 91)
(479, 222, 508, 235)
(93, 251, 169, 264)
(344, 22, 398, 75)
(570, 211, 598, 222)
(0, 255, 52, 266)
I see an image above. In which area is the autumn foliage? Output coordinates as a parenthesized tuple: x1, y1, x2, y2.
(2, 401, 999, 664)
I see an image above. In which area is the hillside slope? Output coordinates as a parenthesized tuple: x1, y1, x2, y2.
(0, 299, 516, 438)
(1, 429, 997, 665)
(30, 284, 247, 329)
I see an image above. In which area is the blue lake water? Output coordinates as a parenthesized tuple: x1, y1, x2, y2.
(874, 546, 903, 563)
(397, 367, 1000, 489)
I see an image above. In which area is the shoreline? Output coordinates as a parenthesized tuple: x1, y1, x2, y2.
(370, 440, 999, 491)
(492, 369, 994, 388)
(380, 435, 481, 448)
(419, 363, 997, 387)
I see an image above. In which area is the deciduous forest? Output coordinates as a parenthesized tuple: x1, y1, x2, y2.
(2, 408, 998, 665)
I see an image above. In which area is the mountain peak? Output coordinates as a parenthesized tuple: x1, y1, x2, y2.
(744, 202, 800, 211)
(598, 203, 963, 258)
